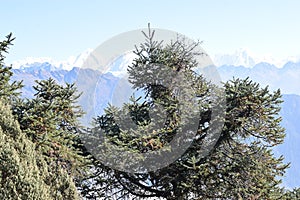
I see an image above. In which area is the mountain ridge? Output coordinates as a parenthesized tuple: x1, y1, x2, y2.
(10, 48, 300, 70)
(213, 48, 300, 68)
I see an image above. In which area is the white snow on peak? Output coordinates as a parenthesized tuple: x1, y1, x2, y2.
(212, 48, 300, 68)
(106, 52, 138, 77)
(64, 48, 94, 70)
(12, 57, 57, 68)
(11, 48, 93, 71)
(10, 47, 300, 71)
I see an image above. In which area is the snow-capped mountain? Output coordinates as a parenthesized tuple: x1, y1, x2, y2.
(11, 48, 93, 71)
(104, 52, 138, 77)
(10, 47, 300, 71)
(212, 48, 300, 68)
(10, 49, 138, 78)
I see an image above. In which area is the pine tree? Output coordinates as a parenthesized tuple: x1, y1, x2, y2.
(12, 78, 90, 198)
(1, 101, 79, 200)
(0, 33, 83, 199)
(82, 27, 290, 199)
(0, 99, 53, 199)
(0, 101, 80, 200)
(0, 33, 22, 102)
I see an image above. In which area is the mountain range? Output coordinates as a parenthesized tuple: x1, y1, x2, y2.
(8, 49, 300, 189)
(212, 48, 300, 68)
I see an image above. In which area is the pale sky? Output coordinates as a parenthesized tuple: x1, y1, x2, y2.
(1, 0, 300, 64)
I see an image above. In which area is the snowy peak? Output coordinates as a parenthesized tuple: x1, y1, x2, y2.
(105, 52, 138, 77)
(212, 48, 300, 68)
(213, 48, 256, 67)
(10, 47, 300, 71)
(11, 48, 93, 71)
(64, 48, 93, 70)
(10, 49, 138, 77)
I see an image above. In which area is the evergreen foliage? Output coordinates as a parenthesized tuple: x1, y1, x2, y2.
(0, 33, 22, 102)
(282, 188, 300, 199)
(0, 100, 52, 199)
(13, 78, 87, 175)
(0, 33, 83, 199)
(82, 28, 291, 199)
(1, 30, 299, 199)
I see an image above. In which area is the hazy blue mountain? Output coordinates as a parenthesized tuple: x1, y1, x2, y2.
(9, 60, 300, 188)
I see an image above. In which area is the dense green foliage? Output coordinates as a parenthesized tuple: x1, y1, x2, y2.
(0, 33, 22, 101)
(0, 34, 85, 199)
(13, 79, 87, 175)
(0, 31, 299, 199)
(283, 188, 300, 199)
(82, 29, 292, 199)
(0, 100, 52, 199)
